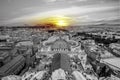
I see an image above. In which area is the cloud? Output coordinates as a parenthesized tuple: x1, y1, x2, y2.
(44, 0, 57, 2)
(7, 5, 118, 24)
(0, 0, 119, 25)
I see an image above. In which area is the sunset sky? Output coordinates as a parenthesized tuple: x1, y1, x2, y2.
(0, 0, 119, 26)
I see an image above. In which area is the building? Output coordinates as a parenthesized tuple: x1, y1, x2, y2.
(109, 43, 120, 57)
(50, 53, 71, 73)
(0, 52, 11, 67)
(101, 58, 120, 78)
(37, 36, 79, 56)
(25, 48, 36, 68)
(51, 38, 71, 51)
(0, 55, 25, 78)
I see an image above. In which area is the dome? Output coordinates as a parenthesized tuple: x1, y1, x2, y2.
(51, 38, 70, 51)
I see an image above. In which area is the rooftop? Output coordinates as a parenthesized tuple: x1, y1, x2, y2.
(102, 58, 120, 70)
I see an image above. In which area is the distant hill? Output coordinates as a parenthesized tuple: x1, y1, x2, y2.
(68, 19, 120, 32)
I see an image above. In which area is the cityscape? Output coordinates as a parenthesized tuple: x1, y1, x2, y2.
(0, 24, 120, 80)
(0, 0, 120, 80)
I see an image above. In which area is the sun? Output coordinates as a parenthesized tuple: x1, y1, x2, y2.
(52, 16, 72, 28)
(55, 19, 69, 28)
(30, 15, 74, 29)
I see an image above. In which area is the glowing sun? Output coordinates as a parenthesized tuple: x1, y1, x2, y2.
(30, 15, 74, 29)
(55, 20, 68, 27)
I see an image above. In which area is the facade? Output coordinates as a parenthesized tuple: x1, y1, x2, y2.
(38, 36, 79, 55)
(51, 38, 71, 51)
